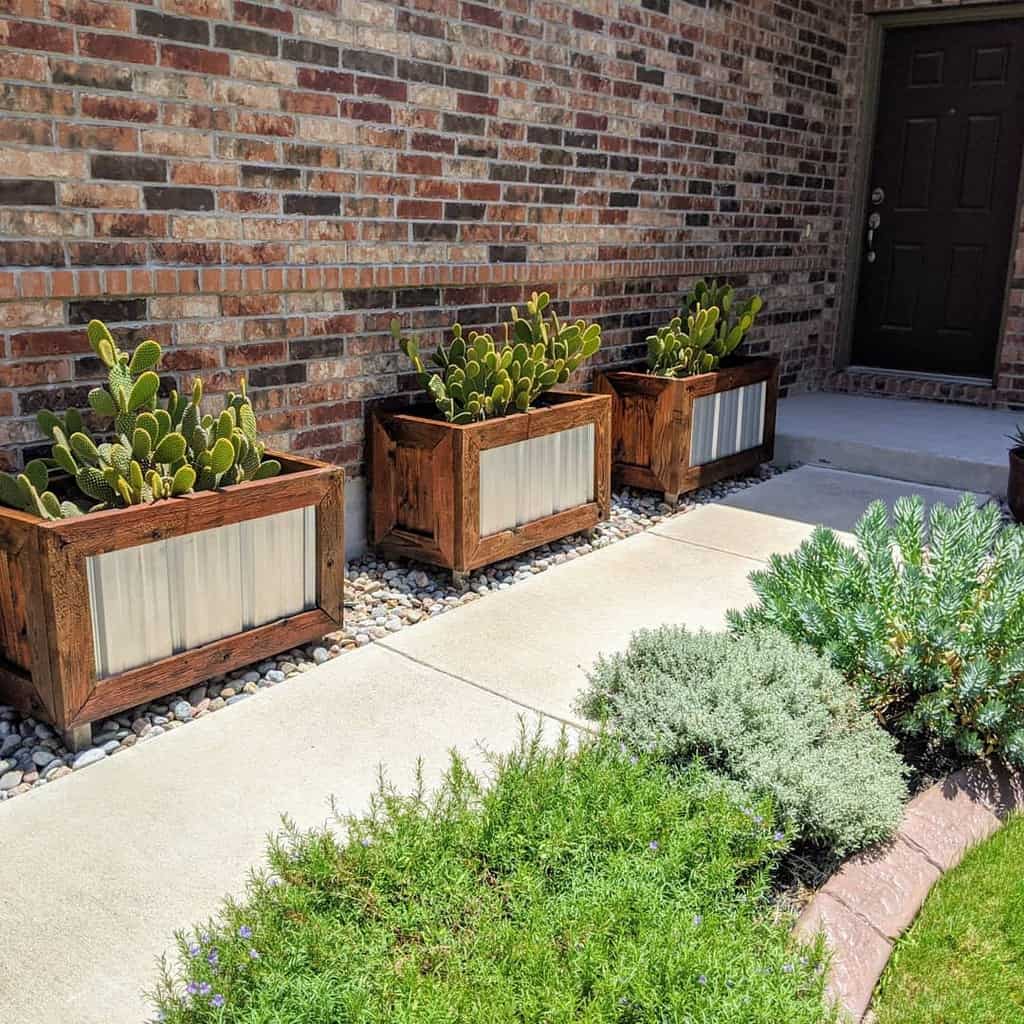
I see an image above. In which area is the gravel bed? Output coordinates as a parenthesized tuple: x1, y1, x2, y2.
(0, 466, 782, 804)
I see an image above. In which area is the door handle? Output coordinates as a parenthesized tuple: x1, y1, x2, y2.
(866, 212, 881, 263)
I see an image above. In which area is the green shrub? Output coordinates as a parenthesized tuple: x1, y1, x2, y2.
(729, 495, 1024, 766)
(152, 732, 831, 1023)
(579, 628, 907, 854)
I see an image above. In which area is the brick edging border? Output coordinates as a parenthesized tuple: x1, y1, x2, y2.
(793, 759, 1024, 1022)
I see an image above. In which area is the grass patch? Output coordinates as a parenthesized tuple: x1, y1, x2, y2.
(874, 813, 1024, 1024)
(152, 732, 832, 1023)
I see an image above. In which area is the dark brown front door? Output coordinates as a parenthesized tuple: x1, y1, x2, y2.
(853, 18, 1024, 378)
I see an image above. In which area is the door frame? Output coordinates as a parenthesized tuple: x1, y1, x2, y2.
(836, 3, 1024, 386)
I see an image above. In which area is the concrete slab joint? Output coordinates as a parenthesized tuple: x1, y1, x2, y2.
(795, 759, 1024, 1022)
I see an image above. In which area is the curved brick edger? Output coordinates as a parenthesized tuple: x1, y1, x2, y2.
(794, 759, 1024, 1022)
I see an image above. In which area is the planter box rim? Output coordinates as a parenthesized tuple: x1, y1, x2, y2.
(600, 353, 779, 384)
(0, 448, 340, 535)
(376, 389, 607, 430)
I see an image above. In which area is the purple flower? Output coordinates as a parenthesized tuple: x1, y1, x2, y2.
(248, 948, 260, 960)
(360, 837, 372, 848)
(697, 974, 708, 986)
(207, 949, 219, 967)
(200, 933, 211, 944)
(782, 963, 794, 974)
(628, 755, 638, 765)
(211, 994, 225, 1008)
(187, 943, 201, 958)
(773, 831, 785, 842)
(753, 814, 763, 825)
(648, 840, 659, 851)
(267, 875, 281, 887)
(238, 925, 252, 940)
(186, 982, 199, 996)
(692, 914, 703, 926)
(199, 982, 212, 997)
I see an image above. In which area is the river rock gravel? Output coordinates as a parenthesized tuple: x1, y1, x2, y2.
(0, 467, 781, 805)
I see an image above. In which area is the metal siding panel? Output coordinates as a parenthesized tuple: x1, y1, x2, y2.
(689, 382, 767, 467)
(739, 381, 766, 451)
(478, 424, 595, 537)
(87, 508, 318, 679)
(689, 393, 716, 467)
(717, 386, 742, 460)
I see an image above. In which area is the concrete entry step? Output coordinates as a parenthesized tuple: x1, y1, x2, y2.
(774, 392, 1018, 497)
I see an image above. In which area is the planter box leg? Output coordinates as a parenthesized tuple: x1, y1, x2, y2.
(452, 569, 470, 590)
(663, 491, 680, 506)
(63, 723, 92, 753)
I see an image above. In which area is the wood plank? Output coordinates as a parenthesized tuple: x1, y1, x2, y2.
(370, 413, 398, 545)
(316, 468, 345, 627)
(395, 444, 435, 535)
(17, 528, 60, 724)
(72, 608, 337, 727)
(682, 357, 778, 398)
(47, 460, 334, 557)
(457, 430, 478, 572)
(678, 442, 773, 493)
(431, 431, 456, 568)
(0, 659, 44, 718)
(593, 392, 612, 520)
(0, 547, 32, 672)
(469, 502, 602, 569)
(36, 531, 94, 729)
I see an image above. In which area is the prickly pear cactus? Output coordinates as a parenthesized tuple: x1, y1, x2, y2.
(647, 279, 764, 379)
(393, 292, 602, 423)
(0, 319, 282, 521)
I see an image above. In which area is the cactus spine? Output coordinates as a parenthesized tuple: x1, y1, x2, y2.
(394, 291, 602, 424)
(0, 319, 282, 521)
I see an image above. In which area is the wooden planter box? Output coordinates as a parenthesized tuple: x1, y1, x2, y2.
(371, 391, 611, 580)
(596, 356, 779, 502)
(0, 452, 344, 749)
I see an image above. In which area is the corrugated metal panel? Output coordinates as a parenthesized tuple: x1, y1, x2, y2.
(478, 423, 595, 537)
(689, 380, 766, 467)
(86, 507, 318, 679)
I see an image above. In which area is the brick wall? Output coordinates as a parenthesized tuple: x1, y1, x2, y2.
(0, 0, 851, 502)
(824, 0, 1024, 407)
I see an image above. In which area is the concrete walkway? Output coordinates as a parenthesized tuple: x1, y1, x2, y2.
(775, 392, 1017, 496)
(0, 467, 977, 1023)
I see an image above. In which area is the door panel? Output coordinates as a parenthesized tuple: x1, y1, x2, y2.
(853, 19, 1024, 377)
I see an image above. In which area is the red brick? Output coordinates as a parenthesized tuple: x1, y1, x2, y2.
(233, 0, 291, 32)
(296, 68, 353, 94)
(160, 42, 230, 75)
(93, 212, 167, 237)
(81, 94, 159, 122)
(51, 0, 131, 30)
(0, 18, 74, 51)
(235, 112, 295, 137)
(10, 329, 91, 357)
(396, 199, 441, 219)
(355, 76, 406, 101)
(78, 30, 156, 63)
(340, 99, 390, 123)
(0, 359, 74, 386)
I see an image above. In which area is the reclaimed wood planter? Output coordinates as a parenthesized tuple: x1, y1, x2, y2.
(371, 391, 611, 580)
(596, 356, 779, 502)
(0, 452, 344, 749)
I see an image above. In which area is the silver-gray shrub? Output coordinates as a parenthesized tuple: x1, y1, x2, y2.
(729, 495, 1024, 766)
(579, 627, 908, 855)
